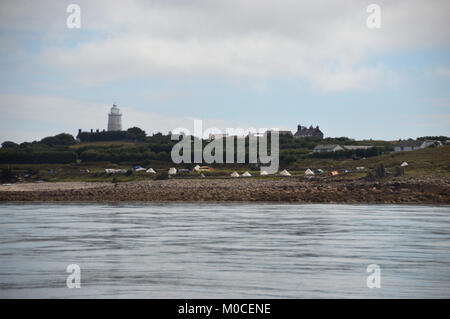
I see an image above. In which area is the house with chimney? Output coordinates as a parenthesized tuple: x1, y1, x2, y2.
(294, 125, 324, 139)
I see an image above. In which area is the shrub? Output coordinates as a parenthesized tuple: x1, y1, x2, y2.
(155, 171, 169, 180)
(142, 159, 151, 167)
(1, 141, 19, 149)
(394, 166, 404, 177)
(1, 168, 15, 182)
(40, 133, 76, 146)
(0, 150, 77, 164)
(125, 169, 133, 176)
(365, 171, 376, 181)
(375, 164, 386, 179)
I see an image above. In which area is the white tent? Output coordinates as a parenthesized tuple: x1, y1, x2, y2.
(135, 167, 146, 172)
(305, 168, 314, 176)
(260, 170, 269, 176)
(146, 168, 156, 174)
(400, 162, 408, 167)
(230, 171, 240, 177)
(242, 171, 252, 177)
(168, 167, 177, 175)
(194, 165, 201, 171)
(280, 169, 291, 176)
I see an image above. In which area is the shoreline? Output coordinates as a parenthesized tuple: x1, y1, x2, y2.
(1, 178, 449, 204)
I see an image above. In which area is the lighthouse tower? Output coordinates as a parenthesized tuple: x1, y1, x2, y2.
(107, 104, 122, 131)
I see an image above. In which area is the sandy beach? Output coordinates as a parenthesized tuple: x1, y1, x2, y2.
(1, 178, 449, 203)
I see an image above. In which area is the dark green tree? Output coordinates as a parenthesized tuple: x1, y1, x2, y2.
(1, 141, 19, 148)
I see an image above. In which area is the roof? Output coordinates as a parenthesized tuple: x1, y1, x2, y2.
(294, 125, 323, 137)
(343, 145, 372, 150)
(395, 140, 422, 147)
(421, 140, 442, 146)
(314, 144, 341, 150)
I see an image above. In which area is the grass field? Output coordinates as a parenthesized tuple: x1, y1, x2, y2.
(2, 145, 449, 183)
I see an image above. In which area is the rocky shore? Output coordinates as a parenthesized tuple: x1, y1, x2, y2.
(1, 177, 449, 204)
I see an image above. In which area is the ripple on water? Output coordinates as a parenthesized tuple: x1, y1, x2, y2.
(0, 203, 449, 298)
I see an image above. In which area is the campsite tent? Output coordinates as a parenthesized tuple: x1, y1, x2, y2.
(280, 169, 291, 176)
(194, 165, 201, 171)
(260, 170, 269, 176)
(135, 168, 146, 172)
(330, 171, 339, 176)
(168, 167, 177, 175)
(316, 169, 324, 174)
(305, 168, 314, 176)
(230, 171, 240, 177)
(134, 166, 142, 170)
(242, 171, 252, 177)
(400, 162, 408, 167)
(146, 168, 156, 174)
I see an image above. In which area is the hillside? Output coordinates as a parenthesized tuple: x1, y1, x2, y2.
(1, 145, 449, 183)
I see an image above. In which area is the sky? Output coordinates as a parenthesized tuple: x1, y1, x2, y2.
(0, 0, 449, 143)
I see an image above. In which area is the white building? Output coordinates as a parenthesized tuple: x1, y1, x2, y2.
(342, 145, 372, 150)
(313, 144, 345, 153)
(393, 140, 442, 152)
(420, 140, 442, 148)
(107, 104, 122, 131)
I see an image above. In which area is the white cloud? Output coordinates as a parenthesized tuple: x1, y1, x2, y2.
(1, 0, 447, 91)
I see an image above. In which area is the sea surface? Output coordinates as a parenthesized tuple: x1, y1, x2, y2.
(0, 203, 449, 298)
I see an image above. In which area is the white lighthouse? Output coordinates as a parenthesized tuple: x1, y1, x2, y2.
(107, 104, 122, 131)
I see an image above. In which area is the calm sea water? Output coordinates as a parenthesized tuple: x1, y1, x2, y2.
(0, 203, 449, 298)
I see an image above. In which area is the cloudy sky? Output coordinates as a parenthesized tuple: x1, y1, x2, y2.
(0, 0, 449, 143)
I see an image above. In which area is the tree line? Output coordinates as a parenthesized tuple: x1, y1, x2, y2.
(1, 129, 404, 165)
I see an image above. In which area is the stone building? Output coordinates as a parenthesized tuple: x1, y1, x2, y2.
(294, 125, 323, 139)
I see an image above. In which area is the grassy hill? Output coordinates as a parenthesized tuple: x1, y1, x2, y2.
(2, 145, 449, 183)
